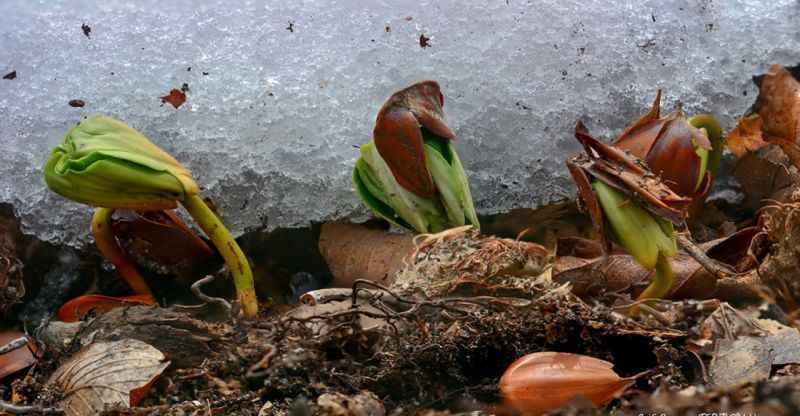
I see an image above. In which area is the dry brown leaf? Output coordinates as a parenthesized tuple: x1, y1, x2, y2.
(500, 352, 644, 415)
(756, 64, 800, 142)
(727, 115, 768, 157)
(48, 339, 170, 416)
(160, 89, 186, 108)
(319, 222, 414, 287)
(0, 331, 38, 381)
(729, 65, 800, 167)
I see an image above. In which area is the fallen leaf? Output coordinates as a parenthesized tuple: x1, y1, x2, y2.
(0, 331, 37, 381)
(48, 339, 170, 416)
(727, 114, 768, 157)
(710, 335, 772, 389)
(68, 99, 85, 108)
(756, 64, 800, 143)
(81, 23, 91, 38)
(57, 294, 155, 322)
(2, 71, 16, 80)
(500, 352, 644, 415)
(160, 89, 186, 108)
(732, 144, 798, 210)
(319, 222, 414, 287)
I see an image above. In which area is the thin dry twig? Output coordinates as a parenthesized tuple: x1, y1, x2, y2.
(245, 344, 277, 380)
(0, 400, 63, 415)
(677, 233, 738, 279)
(0, 336, 27, 355)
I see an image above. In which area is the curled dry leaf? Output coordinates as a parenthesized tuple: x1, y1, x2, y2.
(319, 222, 414, 287)
(732, 144, 799, 210)
(0, 331, 38, 381)
(48, 338, 170, 416)
(499, 352, 644, 415)
(56, 294, 155, 323)
(728, 64, 800, 166)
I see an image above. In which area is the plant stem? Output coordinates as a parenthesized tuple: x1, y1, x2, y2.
(92, 208, 153, 297)
(636, 253, 674, 301)
(688, 114, 723, 176)
(181, 194, 258, 317)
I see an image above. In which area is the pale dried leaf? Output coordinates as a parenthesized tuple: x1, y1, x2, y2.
(48, 338, 170, 416)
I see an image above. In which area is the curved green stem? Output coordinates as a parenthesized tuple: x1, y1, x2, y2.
(636, 253, 674, 301)
(91, 208, 153, 297)
(181, 195, 258, 317)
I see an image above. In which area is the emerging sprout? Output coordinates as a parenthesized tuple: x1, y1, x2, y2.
(353, 80, 479, 233)
(44, 116, 258, 318)
(567, 122, 692, 302)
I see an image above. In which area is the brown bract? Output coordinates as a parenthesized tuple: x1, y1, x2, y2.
(499, 352, 643, 415)
(373, 80, 454, 198)
(614, 90, 712, 198)
(567, 122, 692, 247)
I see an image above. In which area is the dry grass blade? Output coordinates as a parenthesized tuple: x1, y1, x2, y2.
(47, 339, 170, 416)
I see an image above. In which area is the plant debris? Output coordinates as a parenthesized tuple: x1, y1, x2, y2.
(159, 89, 186, 108)
(419, 34, 431, 48)
(67, 99, 84, 108)
(2, 71, 16, 80)
(80, 23, 90, 38)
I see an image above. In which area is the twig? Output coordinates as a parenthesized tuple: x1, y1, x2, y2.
(245, 344, 277, 380)
(677, 233, 737, 279)
(174, 275, 234, 316)
(0, 400, 63, 414)
(0, 336, 27, 355)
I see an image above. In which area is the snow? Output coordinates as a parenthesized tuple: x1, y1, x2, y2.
(1, 0, 799, 246)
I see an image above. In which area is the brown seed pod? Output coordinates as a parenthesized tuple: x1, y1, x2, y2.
(499, 352, 644, 415)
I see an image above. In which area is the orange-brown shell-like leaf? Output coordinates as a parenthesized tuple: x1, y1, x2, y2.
(374, 80, 455, 198)
(374, 106, 436, 197)
(644, 110, 712, 196)
(615, 89, 663, 156)
(500, 352, 643, 415)
(57, 294, 155, 323)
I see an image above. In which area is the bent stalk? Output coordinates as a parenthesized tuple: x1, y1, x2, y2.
(181, 194, 258, 317)
(636, 253, 674, 301)
(91, 208, 153, 297)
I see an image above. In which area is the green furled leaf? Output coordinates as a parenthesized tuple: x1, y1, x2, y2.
(44, 116, 199, 209)
(353, 158, 414, 231)
(423, 132, 480, 229)
(357, 141, 447, 233)
(593, 181, 676, 269)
